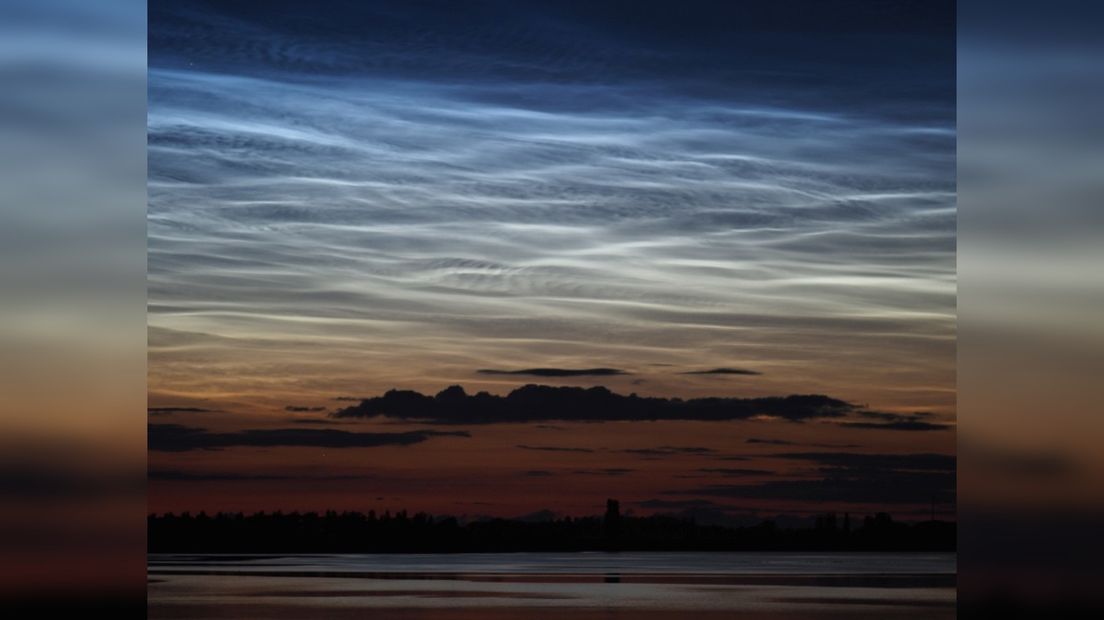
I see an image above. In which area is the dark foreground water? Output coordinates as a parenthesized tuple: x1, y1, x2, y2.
(148, 552, 956, 619)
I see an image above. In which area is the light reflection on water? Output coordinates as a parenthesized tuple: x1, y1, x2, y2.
(149, 552, 955, 619)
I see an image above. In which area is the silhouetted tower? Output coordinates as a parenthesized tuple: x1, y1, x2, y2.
(843, 512, 851, 534)
(603, 499, 622, 546)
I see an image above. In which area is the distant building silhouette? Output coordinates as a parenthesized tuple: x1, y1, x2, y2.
(604, 498, 622, 548)
(815, 512, 838, 532)
(605, 498, 621, 522)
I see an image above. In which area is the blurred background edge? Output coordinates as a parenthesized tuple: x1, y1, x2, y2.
(0, 0, 1102, 615)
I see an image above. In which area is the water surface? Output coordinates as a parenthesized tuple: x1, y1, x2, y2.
(149, 552, 955, 619)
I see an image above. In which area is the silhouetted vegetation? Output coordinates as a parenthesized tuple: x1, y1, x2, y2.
(148, 502, 954, 553)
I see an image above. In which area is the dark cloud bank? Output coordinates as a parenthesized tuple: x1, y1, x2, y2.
(747, 437, 797, 446)
(148, 424, 469, 452)
(779, 451, 955, 472)
(517, 444, 594, 453)
(623, 446, 716, 457)
(478, 368, 628, 377)
(149, 469, 291, 481)
(747, 437, 862, 448)
(522, 468, 635, 478)
(148, 407, 216, 416)
(841, 410, 951, 431)
(699, 468, 776, 476)
(149, 469, 374, 482)
(682, 368, 761, 376)
(671, 452, 955, 505)
(333, 385, 854, 424)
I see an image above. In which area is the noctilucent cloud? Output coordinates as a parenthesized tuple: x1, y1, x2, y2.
(148, 1, 955, 519)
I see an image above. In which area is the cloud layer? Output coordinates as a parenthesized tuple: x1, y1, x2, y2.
(682, 368, 762, 376)
(333, 384, 854, 424)
(839, 410, 952, 432)
(478, 368, 627, 377)
(148, 424, 469, 452)
(671, 451, 955, 505)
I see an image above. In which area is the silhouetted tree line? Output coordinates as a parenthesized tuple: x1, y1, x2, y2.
(148, 502, 954, 553)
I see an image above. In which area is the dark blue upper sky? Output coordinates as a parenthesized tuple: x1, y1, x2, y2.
(151, 0, 954, 119)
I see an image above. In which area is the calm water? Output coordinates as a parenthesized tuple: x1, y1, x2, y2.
(149, 552, 956, 619)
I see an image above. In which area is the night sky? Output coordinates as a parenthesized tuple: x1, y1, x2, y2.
(148, 1, 955, 522)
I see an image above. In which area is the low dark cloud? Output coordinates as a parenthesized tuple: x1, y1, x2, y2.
(746, 437, 796, 445)
(859, 410, 933, 422)
(747, 437, 861, 448)
(516, 444, 594, 453)
(775, 452, 955, 472)
(682, 368, 761, 376)
(149, 469, 374, 481)
(148, 407, 215, 416)
(622, 446, 716, 457)
(149, 469, 291, 481)
(572, 468, 634, 476)
(285, 405, 327, 412)
(671, 451, 956, 505)
(334, 385, 855, 424)
(517, 468, 633, 484)
(840, 421, 951, 431)
(477, 368, 628, 377)
(671, 472, 954, 505)
(698, 468, 775, 476)
(840, 410, 952, 431)
(148, 424, 470, 452)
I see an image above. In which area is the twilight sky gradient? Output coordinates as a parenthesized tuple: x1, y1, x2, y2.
(148, 0, 955, 521)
